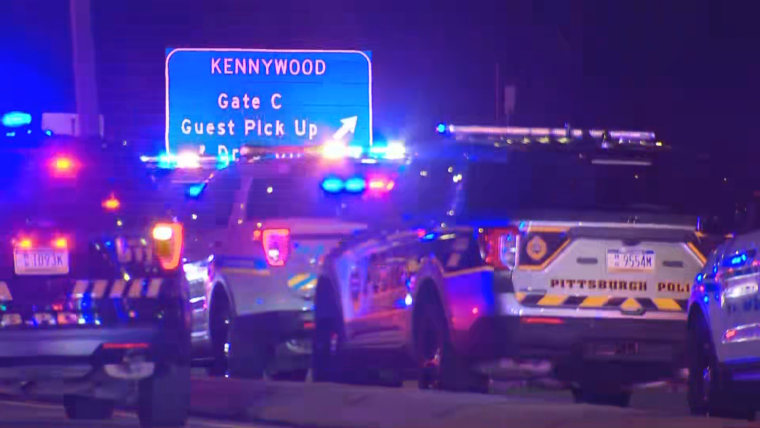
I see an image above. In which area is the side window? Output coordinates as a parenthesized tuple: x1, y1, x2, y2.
(181, 169, 240, 229)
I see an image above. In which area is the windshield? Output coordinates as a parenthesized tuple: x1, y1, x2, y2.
(243, 160, 404, 224)
(463, 149, 711, 222)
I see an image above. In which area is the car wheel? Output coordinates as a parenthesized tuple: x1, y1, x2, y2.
(312, 315, 342, 382)
(688, 319, 754, 420)
(138, 363, 190, 428)
(208, 295, 231, 377)
(63, 395, 115, 420)
(415, 297, 488, 393)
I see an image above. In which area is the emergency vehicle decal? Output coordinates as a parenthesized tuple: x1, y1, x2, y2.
(287, 273, 318, 291)
(0, 279, 164, 302)
(515, 292, 687, 312)
(75, 278, 165, 299)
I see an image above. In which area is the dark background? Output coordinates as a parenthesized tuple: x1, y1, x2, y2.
(2, 0, 759, 162)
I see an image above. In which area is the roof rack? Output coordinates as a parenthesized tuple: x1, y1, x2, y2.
(438, 124, 662, 148)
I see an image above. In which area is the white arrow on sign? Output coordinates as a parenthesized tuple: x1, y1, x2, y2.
(332, 116, 358, 141)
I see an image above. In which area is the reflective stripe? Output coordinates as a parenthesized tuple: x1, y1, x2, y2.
(72, 280, 89, 298)
(301, 278, 318, 291)
(146, 279, 163, 298)
(91, 280, 108, 298)
(579, 295, 609, 307)
(620, 298, 643, 311)
(110, 280, 127, 298)
(517, 293, 686, 312)
(652, 298, 683, 311)
(128, 279, 144, 298)
(537, 294, 567, 306)
(0, 282, 11, 301)
(287, 273, 311, 288)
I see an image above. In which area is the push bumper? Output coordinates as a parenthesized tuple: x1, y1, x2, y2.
(454, 315, 686, 384)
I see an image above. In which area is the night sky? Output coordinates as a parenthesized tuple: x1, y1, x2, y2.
(2, 0, 759, 162)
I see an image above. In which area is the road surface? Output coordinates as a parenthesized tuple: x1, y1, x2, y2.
(0, 398, 274, 428)
(1, 378, 759, 428)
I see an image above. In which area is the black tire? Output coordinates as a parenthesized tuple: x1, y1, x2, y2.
(311, 288, 343, 382)
(208, 294, 232, 377)
(63, 395, 115, 420)
(572, 387, 631, 407)
(414, 297, 488, 393)
(687, 317, 754, 420)
(138, 363, 190, 428)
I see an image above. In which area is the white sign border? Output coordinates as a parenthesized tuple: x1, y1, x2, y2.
(164, 48, 374, 155)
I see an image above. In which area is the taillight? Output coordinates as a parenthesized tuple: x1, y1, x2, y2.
(367, 176, 395, 193)
(478, 227, 519, 270)
(16, 237, 33, 249)
(151, 222, 183, 270)
(50, 155, 79, 178)
(260, 228, 290, 267)
(102, 194, 121, 211)
(52, 237, 68, 249)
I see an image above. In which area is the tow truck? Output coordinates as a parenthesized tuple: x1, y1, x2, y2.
(314, 125, 717, 405)
(163, 140, 407, 379)
(0, 113, 190, 427)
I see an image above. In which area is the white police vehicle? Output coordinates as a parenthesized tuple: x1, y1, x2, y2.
(171, 142, 406, 379)
(688, 224, 760, 419)
(314, 125, 717, 405)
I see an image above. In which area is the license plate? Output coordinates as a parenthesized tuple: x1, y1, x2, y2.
(13, 249, 70, 275)
(606, 249, 655, 273)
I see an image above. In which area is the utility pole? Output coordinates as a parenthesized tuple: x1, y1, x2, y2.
(69, 0, 100, 137)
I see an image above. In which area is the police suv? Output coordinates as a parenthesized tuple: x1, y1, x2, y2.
(177, 142, 406, 379)
(688, 227, 760, 419)
(0, 120, 190, 427)
(314, 125, 713, 405)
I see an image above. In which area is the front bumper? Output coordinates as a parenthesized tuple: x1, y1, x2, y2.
(454, 315, 686, 384)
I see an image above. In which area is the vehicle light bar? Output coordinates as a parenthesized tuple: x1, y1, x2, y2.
(440, 124, 661, 146)
(139, 152, 226, 170)
(2, 111, 32, 128)
(445, 125, 584, 139)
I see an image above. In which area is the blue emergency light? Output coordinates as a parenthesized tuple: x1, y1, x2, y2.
(321, 176, 345, 193)
(344, 177, 366, 193)
(2, 111, 32, 128)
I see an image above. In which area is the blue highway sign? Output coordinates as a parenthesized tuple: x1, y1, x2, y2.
(165, 48, 372, 157)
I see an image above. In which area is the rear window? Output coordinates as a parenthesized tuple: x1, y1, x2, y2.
(243, 160, 406, 225)
(462, 149, 715, 222)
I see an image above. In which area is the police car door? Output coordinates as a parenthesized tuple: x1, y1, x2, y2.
(713, 232, 760, 363)
(357, 231, 419, 347)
